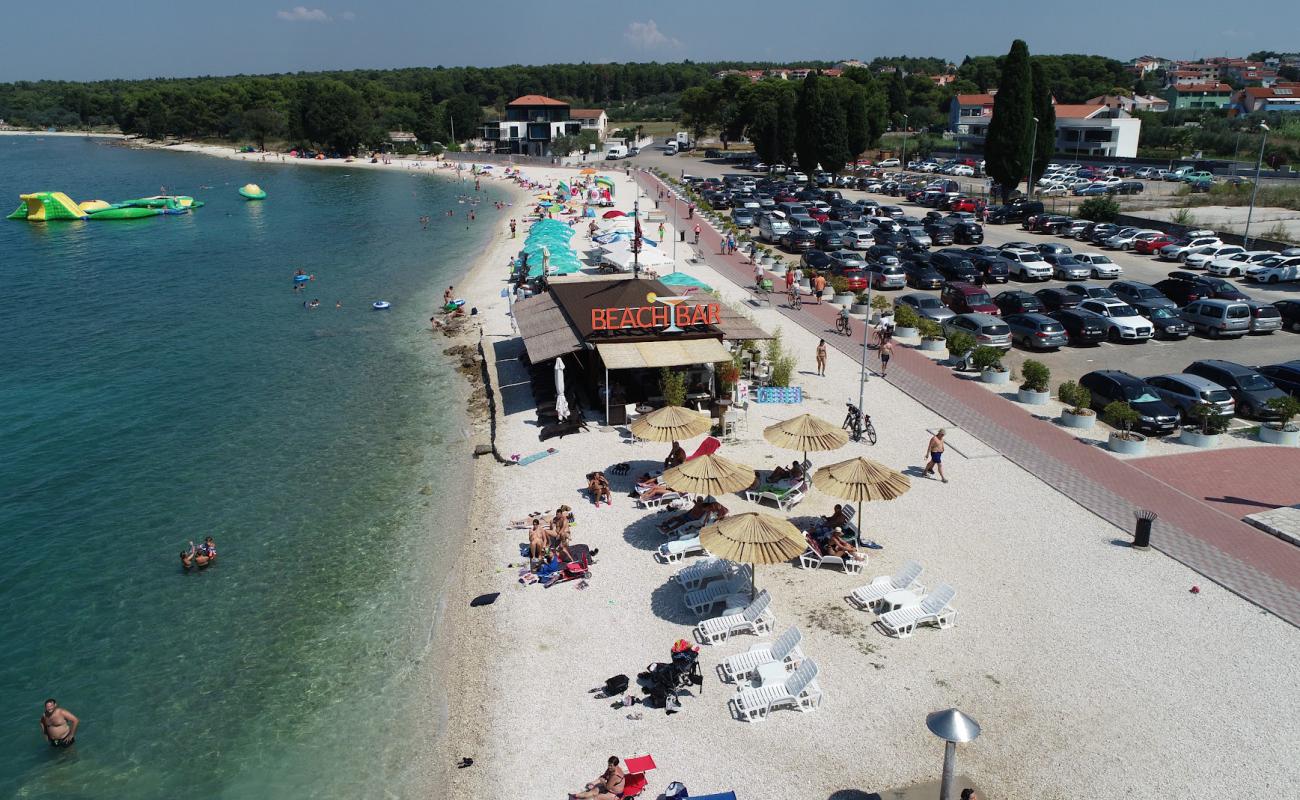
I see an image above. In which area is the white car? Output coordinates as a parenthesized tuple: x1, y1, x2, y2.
(876, 158, 900, 168)
(1040, 183, 1069, 196)
(1183, 244, 1245, 269)
(789, 171, 809, 183)
(1158, 236, 1222, 262)
(1077, 298, 1155, 341)
(999, 248, 1052, 281)
(1207, 250, 1278, 277)
(950, 165, 975, 177)
(1073, 253, 1123, 279)
(1247, 256, 1300, 284)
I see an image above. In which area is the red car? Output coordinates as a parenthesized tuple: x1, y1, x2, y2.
(949, 196, 978, 213)
(836, 268, 868, 291)
(807, 209, 830, 223)
(1135, 234, 1177, 255)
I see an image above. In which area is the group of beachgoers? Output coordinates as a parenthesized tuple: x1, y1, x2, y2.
(179, 536, 218, 570)
(809, 504, 865, 561)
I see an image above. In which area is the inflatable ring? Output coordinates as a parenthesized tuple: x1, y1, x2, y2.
(372, 301, 391, 310)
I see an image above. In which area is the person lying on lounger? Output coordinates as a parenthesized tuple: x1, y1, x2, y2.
(659, 497, 707, 533)
(637, 483, 679, 502)
(820, 527, 864, 561)
(664, 440, 686, 469)
(768, 461, 804, 483)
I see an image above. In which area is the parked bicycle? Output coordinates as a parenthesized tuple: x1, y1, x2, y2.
(843, 402, 877, 445)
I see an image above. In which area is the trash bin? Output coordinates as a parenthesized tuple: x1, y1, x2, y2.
(711, 398, 732, 420)
(1133, 509, 1156, 550)
(680, 230, 686, 242)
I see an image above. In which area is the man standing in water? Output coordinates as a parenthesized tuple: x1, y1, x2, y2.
(41, 699, 79, 748)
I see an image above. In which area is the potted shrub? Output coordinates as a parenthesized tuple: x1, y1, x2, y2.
(1259, 395, 1300, 445)
(868, 293, 892, 323)
(1181, 401, 1229, 448)
(892, 302, 920, 338)
(917, 318, 946, 351)
(1017, 359, 1051, 405)
(945, 329, 976, 363)
(831, 276, 855, 305)
(1057, 381, 1095, 429)
(972, 345, 1010, 384)
(770, 256, 788, 276)
(1104, 400, 1147, 454)
(758, 246, 774, 266)
(850, 292, 872, 315)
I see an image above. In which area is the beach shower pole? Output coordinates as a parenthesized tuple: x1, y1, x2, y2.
(926, 709, 981, 800)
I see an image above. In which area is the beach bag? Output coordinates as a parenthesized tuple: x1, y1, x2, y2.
(663, 782, 688, 800)
(603, 674, 630, 697)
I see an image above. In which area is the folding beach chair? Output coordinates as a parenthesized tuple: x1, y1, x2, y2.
(621, 754, 657, 798)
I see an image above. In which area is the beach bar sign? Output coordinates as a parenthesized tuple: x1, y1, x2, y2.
(591, 292, 721, 334)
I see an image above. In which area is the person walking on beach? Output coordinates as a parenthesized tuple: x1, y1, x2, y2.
(923, 429, 948, 483)
(812, 272, 826, 304)
(571, 756, 625, 800)
(879, 339, 894, 377)
(657, 222, 665, 243)
(41, 699, 79, 748)
(815, 339, 828, 376)
(510, 219, 517, 238)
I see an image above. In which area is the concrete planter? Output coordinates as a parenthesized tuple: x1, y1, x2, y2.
(770, 264, 787, 276)
(1179, 429, 1221, 448)
(759, 255, 773, 267)
(832, 293, 856, 306)
(1060, 409, 1096, 429)
(918, 337, 946, 352)
(1259, 424, 1300, 446)
(1017, 388, 1050, 405)
(894, 326, 919, 339)
(1108, 432, 1148, 455)
(981, 368, 1011, 385)
(798, 279, 811, 290)
(851, 303, 872, 315)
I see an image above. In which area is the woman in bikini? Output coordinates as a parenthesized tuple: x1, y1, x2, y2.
(815, 339, 828, 376)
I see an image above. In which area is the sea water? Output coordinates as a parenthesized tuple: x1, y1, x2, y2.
(0, 137, 498, 798)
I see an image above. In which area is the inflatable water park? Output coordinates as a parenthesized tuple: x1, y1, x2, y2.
(238, 183, 267, 200)
(7, 191, 206, 222)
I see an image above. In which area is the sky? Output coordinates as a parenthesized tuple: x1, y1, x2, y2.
(2, 1, 1298, 82)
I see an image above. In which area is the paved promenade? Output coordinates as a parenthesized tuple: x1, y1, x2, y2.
(635, 170, 1300, 626)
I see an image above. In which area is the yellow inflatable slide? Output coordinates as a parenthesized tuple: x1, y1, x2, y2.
(7, 191, 88, 221)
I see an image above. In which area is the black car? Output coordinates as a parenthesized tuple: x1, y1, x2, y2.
(924, 221, 955, 246)
(902, 259, 945, 289)
(814, 229, 846, 250)
(1035, 288, 1082, 311)
(1274, 300, 1300, 332)
(872, 228, 909, 247)
(801, 249, 833, 271)
(994, 290, 1046, 316)
(1165, 271, 1250, 301)
(865, 245, 902, 266)
(1258, 360, 1300, 397)
(1086, 223, 1121, 245)
(1142, 306, 1192, 339)
(1036, 242, 1073, 256)
(951, 221, 984, 244)
(1183, 360, 1288, 420)
(970, 254, 1009, 284)
(1078, 370, 1180, 434)
(1153, 277, 1205, 306)
(931, 250, 981, 283)
(1111, 281, 1178, 314)
(1049, 309, 1107, 345)
(985, 200, 1044, 224)
(965, 245, 1001, 260)
(781, 228, 817, 252)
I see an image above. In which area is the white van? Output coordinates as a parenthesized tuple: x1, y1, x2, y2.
(664, 142, 678, 156)
(757, 212, 791, 243)
(604, 145, 627, 160)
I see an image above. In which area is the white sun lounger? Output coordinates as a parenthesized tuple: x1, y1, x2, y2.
(637, 490, 691, 510)
(847, 560, 925, 611)
(696, 590, 773, 644)
(719, 625, 804, 683)
(744, 479, 807, 511)
(799, 534, 865, 574)
(730, 658, 822, 721)
(673, 557, 730, 591)
(876, 583, 957, 638)
(685, 576, 751, 616)
(656, 534, 705, 563)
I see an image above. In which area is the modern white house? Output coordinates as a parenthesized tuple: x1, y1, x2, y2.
(949, 94, 1142, 159)
(570, 109, 608, 140)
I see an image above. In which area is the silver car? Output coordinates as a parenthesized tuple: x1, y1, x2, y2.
(942, 313, 1013, 350)
(1073, 253, 1123, 279)
(867, 262, 908, 289)
(896, 293, 955, 323)
(1179, 299, 1252, 338)
(1145, 374, 1235, 421)
(1245, 300, 1283, 334)
(1044, 254, 1091, 280)
(844, 228, 874, 250)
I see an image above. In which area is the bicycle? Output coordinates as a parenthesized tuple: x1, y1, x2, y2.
(788, 288, 802, 311)
(843, 403, 877, 445)
(835, 313, 852, 337)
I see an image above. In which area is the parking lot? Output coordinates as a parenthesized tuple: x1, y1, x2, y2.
(632, 148, 1299, 406)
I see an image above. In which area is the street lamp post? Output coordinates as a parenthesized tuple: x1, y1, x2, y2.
(1027, 116, 1040, 202)
(926, 708, 982, 800)
(901, 114, 909, 170)
(632, 197, 641, 277)
(1243, 122, 1269, 248)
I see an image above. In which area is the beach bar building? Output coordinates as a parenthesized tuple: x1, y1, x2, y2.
(513, 275, 769, 425)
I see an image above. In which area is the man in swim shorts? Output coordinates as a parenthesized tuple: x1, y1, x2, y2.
(924, 429, 947, 483)
(41, 699, 79, 748)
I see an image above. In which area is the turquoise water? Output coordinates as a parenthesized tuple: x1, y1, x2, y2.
(0, 138, 499, 798)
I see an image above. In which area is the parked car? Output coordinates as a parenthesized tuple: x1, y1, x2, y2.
(1142, 306, 1192, 339)
(1078, 371, 1180, 434)
(1111, 280, 1178, 313)
(1183, 360, 1287, 420)
(924, 221, 955, 245)
(1170, 272, 1250, 300)
(1145, 374, 1236, 421)
(827, 249, 867, 270)
(931, 250, 981, 283)
(843, 228, 874, 250)
(902, 226, 932, 249)
(781, 228, 818, 252)
(1206, 250, 1278, 278)
(1246, 255, 1300, 284)
(1061, 219, 1092, 239)
(1067, 252, 1120, 280)
(1104, 228, 1159, 250)
(902, 260, 945, 289)
(1158, 235, 1222, 262)
(1077, 298, 1155, 341)
(1064, 283, 1117, 300)
(1034, 287, 1082, 311)
(942, 313, 1013, 350)
(984, 200, 1044, 224)
(731, 208, 756, 227)
(1048, 308, 1107, 345)
(950, 221, 984, 244)
(1179, 299, 1253, 338)
(896, 292, 955, 323)
(1274, 300, 1300, 332)
(993, 290, 1046, 315)
(1043, 253, 1092, 281)
(865, 262, 908, 290)
(1004, 313, 1069, 350)
(801, 249, 833, 271)
(1000, 248, 1052, 281)
(876, 158, 901, 168)
(1257, 360, 1300, 396)
(970, 253, 1010, 284)
(1152, 277, 1205, 306)
(1134, 233, 1179, 255)
(1244, 300, 1283, 334)
(1184, 244, 1245, 270)
(865, 244, 902, 266)
(1036, 242, 1073, 256)
(941, 282, 1000, 315)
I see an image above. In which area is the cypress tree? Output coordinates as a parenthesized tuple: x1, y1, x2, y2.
(842, 82, 870, 164)
(818, 82, 850, 174)
(1030, 61, 1056, 188)
(984, 39, 1033, 201)
(794, 72, 824, 177)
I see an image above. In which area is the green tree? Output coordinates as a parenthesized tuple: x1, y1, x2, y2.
(443, 93, 483, 142)
(745, 80, 797, 165)
(677, 85, 715, 144)
(843, 82, 870, 161)
(794, 72, 826, 174)
(984, 39, 1033, 201)
(241, 106, 286, 150)
(296, 78, 369, 154)
(818, 81, 850, 173)
(1030, 61, 1056, 187)
(842, 67, 889, 147)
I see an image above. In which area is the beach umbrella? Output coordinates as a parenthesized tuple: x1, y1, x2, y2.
(554, 358, 569, 421)
(811, 456, 911, 538)
(661, 453, 756, 498)
(602, 209, 626, 219)
(629, 405, 712, 443)
(763, 413, 849, 465)
(698, 513, 807, 599)
(579, 168, 597, 175)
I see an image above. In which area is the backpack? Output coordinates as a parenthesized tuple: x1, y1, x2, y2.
(603, 674, 629, 697)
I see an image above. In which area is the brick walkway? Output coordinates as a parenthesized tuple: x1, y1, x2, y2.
(636, 171, 1300, 627)
(1130, 448, 1300, 519)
